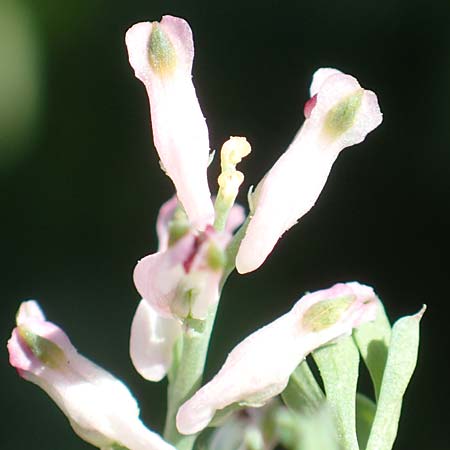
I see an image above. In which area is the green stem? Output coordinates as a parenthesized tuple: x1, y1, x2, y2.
(163, 305, 219, 450)
(221, 216, 250, 288)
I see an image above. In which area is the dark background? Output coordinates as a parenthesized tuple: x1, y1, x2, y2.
(1, 0, 448, 448)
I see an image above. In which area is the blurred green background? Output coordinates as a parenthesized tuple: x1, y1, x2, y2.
(1, 0, 449, 448)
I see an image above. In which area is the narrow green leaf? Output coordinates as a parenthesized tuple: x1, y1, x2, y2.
(356, 393, 376, 450)
(281, 359, 325, 415)
(353, 300, 391, 400)
(297, 407, 339, 450)
(365, 306, 425, 450)
(313, 335, 360, 450)
(274, 407, 338, 450)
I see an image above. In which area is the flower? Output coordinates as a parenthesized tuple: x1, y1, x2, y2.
(126, 16, 214, 230)
(7, 301, 175, 450)
(130, 197, 245, 381)
(133, 197, 244, 321)
(236, 68, 382, 274)
(176, 282, 378, 435)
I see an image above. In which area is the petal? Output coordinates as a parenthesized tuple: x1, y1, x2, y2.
(225, 202, 246, 234)
(8, 301, 175, 450)
(16, 299, 45, 323)
(176, 282, 377, 434)
(170, 270, 221, 320)
(307, 70, 382, 148)
(126, 16, 214, 230)
(309, 68, 342, 97)
(133, 233, 196, 317)
(130, 299, 182, 381)
(134, 226, 229, 320)
(156, 196, 179, 252)
(236, 69, 382, 274)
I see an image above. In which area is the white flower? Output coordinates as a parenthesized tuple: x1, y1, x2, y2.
(126, 16, 214, 229)
(176, 282, 378, 435)
(130, 197, 245, 381)
(7, 301, 175, 450)
(236, 68, 382, 274)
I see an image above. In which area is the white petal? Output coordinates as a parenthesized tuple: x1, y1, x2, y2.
(309, 67, 342, 96)
(133, 233, 195, 318)
(225, 202, 246, 233)
(16, 299, 45, 324)
(130, 300, 182, 381)
(176, 282, 378, 434)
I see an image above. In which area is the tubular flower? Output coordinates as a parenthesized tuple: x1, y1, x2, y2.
(176, 282, 378, 435)
(130, 198, 245, 381)
(126, 16, 214, 229)
(236, 69, 382, 274)
(7, 301, 175, 450)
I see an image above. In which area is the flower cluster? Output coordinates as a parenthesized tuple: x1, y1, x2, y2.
(7, 14, 424, 450)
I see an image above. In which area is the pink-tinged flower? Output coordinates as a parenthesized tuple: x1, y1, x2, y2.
(126, 16, 214, 230)
(176, 282, 378, 435)
(236, 69, 382, 274)
(130, 198, 245, 381)
(133, 197, 245, 321)
(7, 301, 175, 450)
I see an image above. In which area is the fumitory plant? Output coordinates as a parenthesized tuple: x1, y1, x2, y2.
(7, 14, 424, 450)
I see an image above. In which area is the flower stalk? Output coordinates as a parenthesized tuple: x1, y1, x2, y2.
(163, 303, 220, 450)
